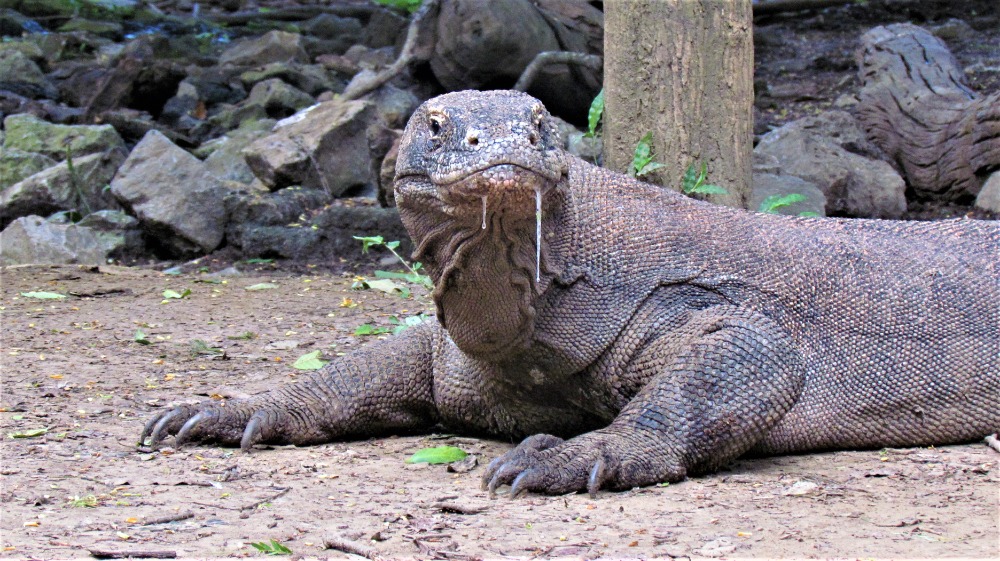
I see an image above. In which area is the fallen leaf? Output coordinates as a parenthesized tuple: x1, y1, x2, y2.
(20, 292, 66, 299)
(406, 446, 468, 465)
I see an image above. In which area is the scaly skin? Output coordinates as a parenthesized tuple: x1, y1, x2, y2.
(142, 90, 999, 497)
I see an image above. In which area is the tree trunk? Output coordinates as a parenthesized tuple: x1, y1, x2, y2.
(604, 0, 753, 208)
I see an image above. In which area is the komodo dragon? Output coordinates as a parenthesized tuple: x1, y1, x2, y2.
(143, 90, 999, 496)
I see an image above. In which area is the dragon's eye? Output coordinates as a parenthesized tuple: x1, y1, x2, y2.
(429, 115, 444, 136)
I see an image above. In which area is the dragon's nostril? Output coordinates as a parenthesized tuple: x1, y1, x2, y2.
(528, 133, 539, 146)
(468, 136, 479, 146)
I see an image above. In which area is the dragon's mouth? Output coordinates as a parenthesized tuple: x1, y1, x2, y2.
(431, 159, 564, 187)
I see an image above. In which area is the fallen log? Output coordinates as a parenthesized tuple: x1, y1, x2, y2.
(856, 23, 1000, 202)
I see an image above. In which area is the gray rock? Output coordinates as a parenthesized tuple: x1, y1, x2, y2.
(159, 81, 203, 129)
(378, 131, 402, 207)
(77, 209, 144, 259)
(243, 99, 382, 195)
(754, 111, 906, 218)
(0, 215, 110, 265)
(0, 9, 43, 36)
(300, 14, 363, 57)
(0, 149, 125, 229)
(0, 149, 57, 190)
(238, 202, 410, 261)
(929, 18, 976, 42)
(751, 173, 827, 217)
(224, 184, 331, 252)
(240, 62, 343, 97)
(0, 48, 56, 99)
(219, 30, 309, 67)
(57, 18, 123, 39)
(367, 84, 419, 129)
(3, 113, 126, 160)
(0, 39, 45, 62)
(300, 13, 364, 41)
(244, 78, 316, 119)
(361, 7, 409, 50)
(974, 171, 1000, 213)
(200, 120, 276, 184)
(752, 152, 781, 175)
(208, 102, 270, 133)
(110, 130, 230, 256)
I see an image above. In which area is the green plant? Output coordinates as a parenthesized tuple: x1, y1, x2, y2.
(584, 89, 604, 138)
(681, 162, 727, 196)
(354, 236, 433, 289)
(63, 140, 92, 217)
(759, 193, 806, 214)
(250, 540, 292, 556)
(68, 494, 98, 508)
(373, 0, 423, 14)
(631, 133, 666, 178)
(758, 193, 820, 217)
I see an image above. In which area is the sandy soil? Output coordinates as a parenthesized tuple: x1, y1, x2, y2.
(1, 264, 997, 560)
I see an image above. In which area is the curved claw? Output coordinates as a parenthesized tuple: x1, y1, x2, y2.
(509, 469, 540, 498)
(149, 409, 184, 448)
(140, 411, 167, 444)
(481, 455, 507, 491)
(240, 411, 266, 451)
(487, 461, 519, 497)
(175, 411, 212, 446)
(586, 458, 607, 498)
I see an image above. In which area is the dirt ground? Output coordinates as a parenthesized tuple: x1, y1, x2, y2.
(1, 263, 997, 560)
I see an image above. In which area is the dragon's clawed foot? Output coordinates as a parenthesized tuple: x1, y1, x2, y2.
(482, 432, 642, 498)
(140, 401, 293, 451)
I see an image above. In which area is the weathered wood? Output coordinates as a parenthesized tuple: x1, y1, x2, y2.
(89, 549, 177, 559)
(856, 24, 1000, 201)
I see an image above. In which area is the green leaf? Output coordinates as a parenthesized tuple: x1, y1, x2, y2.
(292, 350, 327, 370)
(690, 183, 728, 195)
(20, 291, 66, 299)
(190, 339, 222, 355)
(353, 235, 384, 253)
(365, 279, 410, 298)
(681, 163, 700, 193)
(134, 329, 151, 345)
(245, 282, 279, 291)
(390, 314, 430, 335)
(242, 258, 275, 265)
(680, 162, 728, 196)
(636, 161, 666, 178)
(250, 539, 292, 555)
(585, 89, 604, 138)
(228, 331, 257, 340)
(759, 193, 808, 214)
(9, 428, 47, 438)
(798, 211, 821, 218)
(405, 445, 468, 464)
(354, 324, 393, 336)
(631, 132, 655, 177)
(374, 270, 414, 280)
(386, 240, 400, 250)
(162, 288, 190, 299)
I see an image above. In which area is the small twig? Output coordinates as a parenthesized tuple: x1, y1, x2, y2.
(323, 535, 385, 561)
(985, 434, 1000, 453)
(140, 511, 194, 526)
(429, 502, 488, 515)
(514, 51, 602, 93)
(240, 487, 291, 511)
(89, 549, 177, 559)
(752, 0, 856, 16)
(204, 5, 376, 25)
(342, 0, 440, 100)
